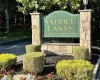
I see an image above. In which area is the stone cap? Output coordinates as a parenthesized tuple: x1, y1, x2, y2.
(30, 12, 43, 15)
(42, 43, 80, 46)
(79, 9, 92, 12)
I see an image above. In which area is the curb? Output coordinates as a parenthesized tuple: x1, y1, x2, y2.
(0, 37, 31, 44)
(93, 57, 100, 80)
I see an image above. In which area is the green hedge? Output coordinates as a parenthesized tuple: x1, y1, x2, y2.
(23, 52, 45, 73)
(73, 46, 89, 60)
(56, 60, 94, 80)
(0, 54, 16, 69)
(25, 44, 41, 53)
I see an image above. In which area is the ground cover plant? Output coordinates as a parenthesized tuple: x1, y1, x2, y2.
(0, 54, 16, 69)
(23, 52, 45, 73)
(25, 44, 41, 53)
(73, 46, 89, 60)
(56, 60, 94, 80)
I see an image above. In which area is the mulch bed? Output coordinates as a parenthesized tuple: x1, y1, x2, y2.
(12, 55, 74, 74)
(45, 55, 74, 65)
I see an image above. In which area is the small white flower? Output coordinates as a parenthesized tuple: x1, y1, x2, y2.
(25, 73, 36, 80)
(30, 75, 36, 80)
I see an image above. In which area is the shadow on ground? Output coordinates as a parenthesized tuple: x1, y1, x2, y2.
(90, 46, 100, 65)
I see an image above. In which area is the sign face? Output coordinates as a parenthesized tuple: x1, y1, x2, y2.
(42, 10, 80, 37)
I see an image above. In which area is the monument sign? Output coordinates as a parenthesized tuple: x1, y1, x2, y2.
(42, 10, 80, 37)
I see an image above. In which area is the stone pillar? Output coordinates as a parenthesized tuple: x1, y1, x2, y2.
(79, 10, 91, 59)
(30, 13, 42, 45)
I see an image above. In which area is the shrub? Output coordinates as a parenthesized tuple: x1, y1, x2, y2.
(73, 46, 89, 60)
(25, 44, 41, 53)
(23, 52, 45, 73)
(0, 54, 16, 69)
(56, 60, 94, 80)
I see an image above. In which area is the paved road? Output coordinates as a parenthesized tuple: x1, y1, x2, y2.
(96, 67, 100, 80)
(0, 38, 32, 62)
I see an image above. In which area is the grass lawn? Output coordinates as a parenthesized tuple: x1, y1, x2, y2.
(0, 28, 32, 42)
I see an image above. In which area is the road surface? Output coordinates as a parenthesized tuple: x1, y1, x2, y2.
(0, 38, 32, 62)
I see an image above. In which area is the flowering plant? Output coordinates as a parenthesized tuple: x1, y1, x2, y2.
(46, 72, 54, 80)
(0, 66, 14, 80)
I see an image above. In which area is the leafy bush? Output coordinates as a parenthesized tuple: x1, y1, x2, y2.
(0, 54, 16, 69)
(56, 60, 94, 80)
(25, 44, 41, 53)
(23, 52, 45, 73)
(73, 46, 89, 60)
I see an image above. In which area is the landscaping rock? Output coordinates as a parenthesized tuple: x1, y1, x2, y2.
(13, 74, 26, 80)
(1, 75, 8, 80)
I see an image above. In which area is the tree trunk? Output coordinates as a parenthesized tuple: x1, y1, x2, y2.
(24, 15, 26, 25)
(5, 0, 9, 33)
(0, 0, 5, 32)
